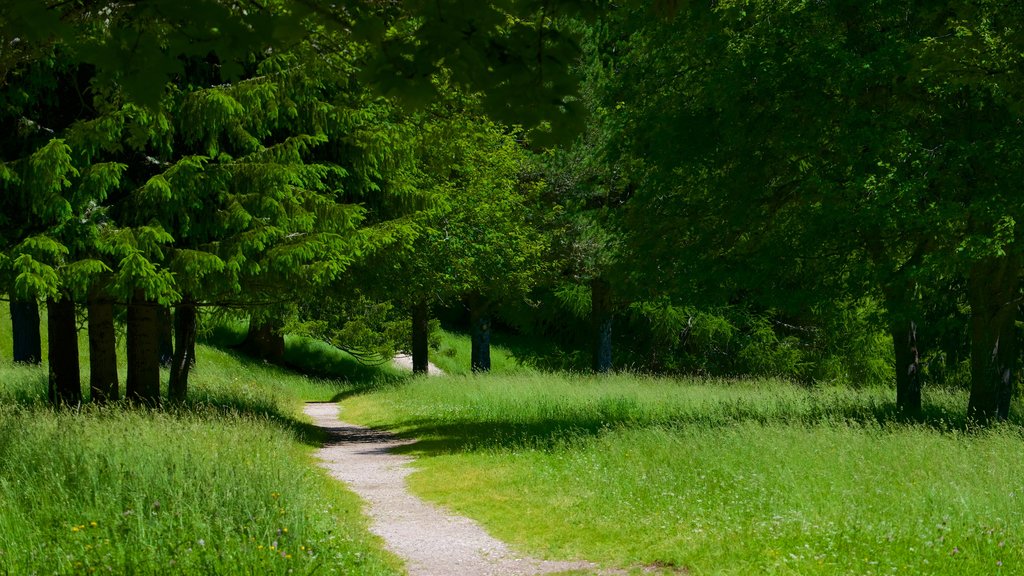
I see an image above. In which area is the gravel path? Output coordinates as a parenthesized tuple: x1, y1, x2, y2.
(305, 402, 597, 576)
(390, 354, 445, 376)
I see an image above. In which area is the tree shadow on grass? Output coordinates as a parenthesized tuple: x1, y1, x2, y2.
(0, 329, 405, 449)
(379, 398, 1020, 458)
(180, 339, 405, 447)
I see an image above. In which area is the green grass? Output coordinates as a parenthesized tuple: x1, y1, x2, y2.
(342, 373, 1024, 575)
(430, 328, 541, 375)
(0, 328, 403, 575)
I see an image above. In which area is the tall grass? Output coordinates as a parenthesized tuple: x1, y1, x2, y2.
(430, 328, 540, 375)
(343, 374, 1024, 575)
(0, 334, 402, 575)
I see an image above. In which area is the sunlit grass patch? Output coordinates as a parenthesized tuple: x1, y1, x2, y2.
(0, 336, 402, 575)
(343, 373, 1024, 575)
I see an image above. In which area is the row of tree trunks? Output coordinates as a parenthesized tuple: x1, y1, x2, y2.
(11, 289, 198, 407)
(463, 284, 616, 375)
(88, 293, 119, 404)
(967, 253, 1020, 424)
(10, 298, 41, 364)
(46, 295, 81, 406)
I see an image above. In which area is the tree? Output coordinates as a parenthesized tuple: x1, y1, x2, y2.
(9, 297, 41, 364)
(599, 1, 1024, 420)
(409, 106, 552, 373)
(1, 0, 592, 136)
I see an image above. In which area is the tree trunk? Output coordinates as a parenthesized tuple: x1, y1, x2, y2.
(88, 293, 119, 404)
(126, 292, 161, 405)
(889, 319, 922, 415)
(168, 302, 198, 403)
(10, 297, 41, 364)
(175, 305, 196, 362)
(967, 254, 1020, 424)
(242, 318, 285, 363)
(412, 299, 430, 375)
(158, 306, 174, 368)
(46, 296, 81, 406)
(591, 278, 613, 373)
(469, 297, 491, 373)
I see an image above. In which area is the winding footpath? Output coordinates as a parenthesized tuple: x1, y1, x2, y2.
(304, 402, 596, 576)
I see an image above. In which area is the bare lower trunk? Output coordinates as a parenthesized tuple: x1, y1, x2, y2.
(469, 298, 491, 373)
(967, 254, 1020, 424)
(158, 306, 174, 368)
(10, 297, 41, 364)
(412, 300, 429, 375)
(591, 278, 613, 373)
(88, 294, 119, 404)
(168, 302, 198, 403)
(890, 319, 922, 414)
(242, 318, 285, 363)
(47, 296, 81, 406)
(126, 291, 161, 405)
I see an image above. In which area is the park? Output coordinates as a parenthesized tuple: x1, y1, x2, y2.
(1, 1, 1023, 574)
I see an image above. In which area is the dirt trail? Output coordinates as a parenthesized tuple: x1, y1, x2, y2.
(304, 402, 596, 576)
(390, 354, 445, 376)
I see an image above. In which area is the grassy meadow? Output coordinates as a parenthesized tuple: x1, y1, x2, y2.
(342, 373, 1024, 575)
(4, 315, 1024, 576)
(0, 323, 403, 575)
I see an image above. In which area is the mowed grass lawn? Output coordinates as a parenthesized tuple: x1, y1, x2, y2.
(342, 374, 1024, 575)
(0, 339, 403, 575)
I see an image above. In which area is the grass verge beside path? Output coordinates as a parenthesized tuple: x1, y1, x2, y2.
(0, 342, 402, 575)
(342, 373, 1024, 575)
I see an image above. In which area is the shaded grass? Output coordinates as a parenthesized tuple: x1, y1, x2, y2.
(203, 320, 404, 384)
(342, 373, 1024, 575)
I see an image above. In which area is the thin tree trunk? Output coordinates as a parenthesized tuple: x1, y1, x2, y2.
(126, 291, 161, 405)
(881, 281, 923, 415)
(469, 297, 491, 373)
(10, 297, 41, 364)
(46, 295, 81, 406)
(967, 254, 1020, 424)
(591, 278, 613, 373)
(175, 307, 196, 364)
(158, 306, 173, 368)
(242, 318, 285, 363)
(168, 302, 198, 403)
(890, 319, 922, 415)
(412, 299, 430, 375)
(88, 293, 119, 404)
